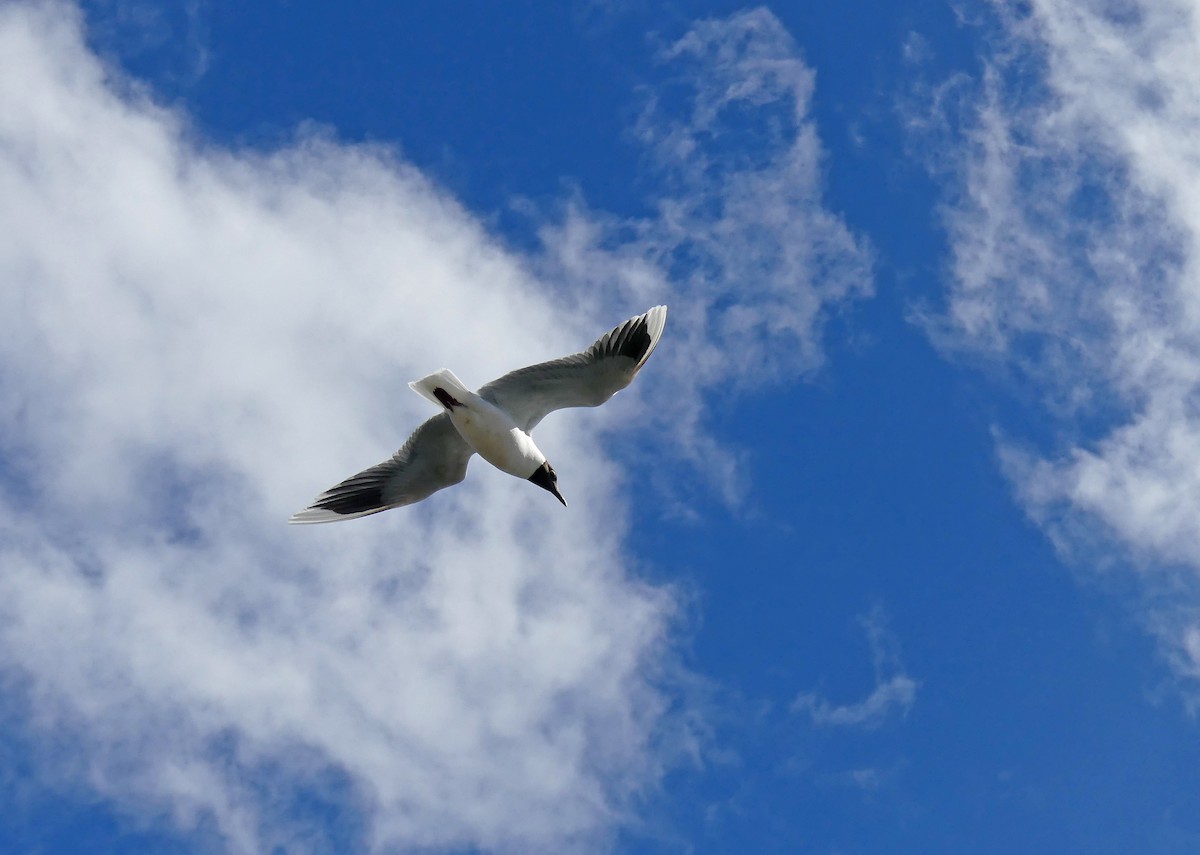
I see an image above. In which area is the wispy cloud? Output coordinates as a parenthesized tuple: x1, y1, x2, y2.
(793, 607, 918, 729)
(536, 7, 873, 504)
(0, 2, 864, 852)
(87, 0, 211, 85)
(936, 0, 1200, 694)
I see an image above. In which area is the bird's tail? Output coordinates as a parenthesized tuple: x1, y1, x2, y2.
(408, 368, 472, 410)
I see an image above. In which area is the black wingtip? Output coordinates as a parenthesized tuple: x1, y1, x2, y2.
(595, 307, 666, 366)
(614, 316, 653, 361)
(301, 467, 392, 517)
(312, 485, 385, 516)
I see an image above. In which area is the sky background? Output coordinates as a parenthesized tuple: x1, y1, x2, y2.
(2, 0, 1200, 853)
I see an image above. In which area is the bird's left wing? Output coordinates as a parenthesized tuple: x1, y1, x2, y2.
(289, 413, 474, 523)
(478, 305, 667, 432)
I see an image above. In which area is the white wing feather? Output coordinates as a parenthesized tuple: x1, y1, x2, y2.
(479, 305, 667, 432)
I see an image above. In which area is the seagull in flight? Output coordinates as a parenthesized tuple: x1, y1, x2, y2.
(290, 306, 668, 523)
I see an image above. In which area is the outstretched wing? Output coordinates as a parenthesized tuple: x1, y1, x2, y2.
(478, 305, 667, 432)
(289, 413, 474, 523)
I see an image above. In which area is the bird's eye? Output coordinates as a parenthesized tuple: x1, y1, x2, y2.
(549, 469, 558, 482)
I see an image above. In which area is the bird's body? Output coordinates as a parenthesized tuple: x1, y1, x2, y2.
(290, 305, 667, 523)
(408, 368, 547, 478)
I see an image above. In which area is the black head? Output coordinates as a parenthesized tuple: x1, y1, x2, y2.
(527, 461, 567, 507)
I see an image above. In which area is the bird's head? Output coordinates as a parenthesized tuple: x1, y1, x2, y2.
(527, 461, 567, 507)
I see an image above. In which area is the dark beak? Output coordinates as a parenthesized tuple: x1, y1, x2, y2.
(528, 462, 568, 507)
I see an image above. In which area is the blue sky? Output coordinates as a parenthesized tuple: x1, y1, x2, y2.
(3, 0, 1200, 853)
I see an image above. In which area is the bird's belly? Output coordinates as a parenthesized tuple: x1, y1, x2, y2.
(450, 404, 543, 478)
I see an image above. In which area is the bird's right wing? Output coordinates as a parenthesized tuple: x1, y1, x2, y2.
(478, 305, 667, 432)
(289, 413, 474, 523)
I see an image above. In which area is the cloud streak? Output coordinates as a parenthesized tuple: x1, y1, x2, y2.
(937, 0, 1200, 692)
(793, 607, 918, 729)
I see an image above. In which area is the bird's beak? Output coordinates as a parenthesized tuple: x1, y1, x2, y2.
(528, 462, 567, 507)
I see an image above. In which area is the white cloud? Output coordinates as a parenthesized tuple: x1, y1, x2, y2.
(0, 3, 672, 852)
(793, 607, 918, 729)
(938, 0, 1200, 691)
(0, 2, 867, 852)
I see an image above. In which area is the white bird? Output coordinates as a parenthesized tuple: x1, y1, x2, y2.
(290, 306, 668, 523)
